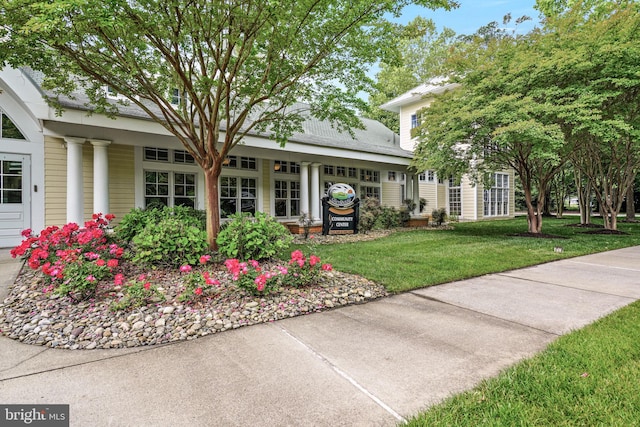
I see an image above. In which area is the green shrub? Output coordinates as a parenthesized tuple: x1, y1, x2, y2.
(358, 197, 382, 233)
(375, 206, 400, 229)
(116, 205, 206, 242)
(131, 217, 208, 267)
(432, 208, 448, 226)
(216, 211, 293, 261)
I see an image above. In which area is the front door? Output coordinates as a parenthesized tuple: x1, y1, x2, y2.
(0, 153, 30, 247)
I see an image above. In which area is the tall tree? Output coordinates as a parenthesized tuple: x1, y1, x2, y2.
(542, 2, 640, 230)
(412, 18, 567, 234)
(364, 16, 458, 133)
(0, 0, 456, 248)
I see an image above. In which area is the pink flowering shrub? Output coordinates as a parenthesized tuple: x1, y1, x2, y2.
(11, 213, 124, 301)
(110, 273, 165, 311)
(224, 251, 332, 295)
(278, 250, 332, 288)
(178, 258, 222, 302)
(224, 258, 280, 295)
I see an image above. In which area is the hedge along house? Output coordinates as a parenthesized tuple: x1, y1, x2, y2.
(0, 66, 425, 247)
(380, 80, 516, 221)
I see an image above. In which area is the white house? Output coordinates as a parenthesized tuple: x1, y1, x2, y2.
(381, 80, 516, 221)
(0, 66, 425, 247)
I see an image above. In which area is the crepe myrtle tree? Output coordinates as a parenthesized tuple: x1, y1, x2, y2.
(0, 0, 457, 249)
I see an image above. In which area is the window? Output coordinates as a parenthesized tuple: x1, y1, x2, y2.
(484, 173, 510, 217)
(411, 113, 418, 129)
(144, 171, 196, 208)
(274, 180, 300, 218)
(274, 161, 300, 174)
(419, 171, 435, 182)
(223, 156, 257, 170)
(144, 147, 169, 162)
(173, 150, 195, 164)
(0, 112, 26, 140)
(324, 165, 335, 176)
(1, 160, 23, 203)
(170, 88, 187, 106)
(448, 178, 461, 216)
(361, 186, 380, 200)
(360, 169, 379, 183)
(336, 166, 346, 177)
(220, 177, 256, 218)
(348, 167, 358, 179)
(387, 171, 397, 182)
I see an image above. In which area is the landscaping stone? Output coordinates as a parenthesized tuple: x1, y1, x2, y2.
(0, 265, 387, 350)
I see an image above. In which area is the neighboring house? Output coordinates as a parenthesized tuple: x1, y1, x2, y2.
(380, 80, 515, 221)
(0, 66, 421, 247)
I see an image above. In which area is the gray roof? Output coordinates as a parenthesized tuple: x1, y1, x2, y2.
(24, 68, 410, 159)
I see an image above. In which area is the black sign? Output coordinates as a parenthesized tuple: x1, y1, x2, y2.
(322, 198, 359, 235)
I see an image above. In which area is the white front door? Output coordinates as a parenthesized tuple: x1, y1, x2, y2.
(0, 153, 30, 248)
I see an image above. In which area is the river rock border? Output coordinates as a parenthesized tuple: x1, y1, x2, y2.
(0, 265, 388, 350)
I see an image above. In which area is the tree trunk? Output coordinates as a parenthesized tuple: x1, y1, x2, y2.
(524, 186, 543, 234)
(575, 172, 591, 225)
(204, 165, 222, 250)
(626, 174, 636, 221)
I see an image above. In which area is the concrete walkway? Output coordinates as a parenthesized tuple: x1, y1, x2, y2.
(1, 246, 639, 426)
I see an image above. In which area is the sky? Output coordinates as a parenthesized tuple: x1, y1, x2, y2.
(394, 0, 542, 35)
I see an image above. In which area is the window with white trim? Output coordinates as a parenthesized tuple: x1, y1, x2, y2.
(361, 186, 380, 200)
(220, 177, 256, 218)
(360, 169, 380, 183)
(0, 112, 26, 140)
(411, 114, 418, 129)
(274, 180, 300, 218)
(144, 170, 196, 208)
(484, 173, 510, 217)
(223, 156, 257, 170)
(387, 171, 397, 182)
(448, 177, 461, 216)
(418, 171, 435, 183)
(274, 161, 300, 174)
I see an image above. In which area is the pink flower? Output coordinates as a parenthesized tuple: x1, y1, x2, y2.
(107, 259, 118, 268)
(254, 274, 267, 292)
(297, 259, 305, 268)
(96, 259, 106, 267)
(290, 250, 305, 261)
(105, 213, 115, 221)
(138, 274, 147, 282)
(309, 255, 321, 266)
(322, 263, 333, 271)
(180, 265, 192, 273)
(86, 275, 96, 282)
(203, 272, 220, 286)
(194, 287, 203, 296)
(143, 282, 151, 290)
(114, 274, 125, 286)
(21, 228, 32, 237)
(249, 260, 260, 268)
(199, 254, 211, 264)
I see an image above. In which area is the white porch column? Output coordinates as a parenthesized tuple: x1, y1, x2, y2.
(300, 162, 310, 218)
(64, 137, 86, 225)
(310, 162, 321, 221)
(90, 139, 111, 215)
(412, 173, 420, 216)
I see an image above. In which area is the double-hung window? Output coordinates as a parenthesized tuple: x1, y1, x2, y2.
(143, 147, 197, 208)
(484, 173, 510, 216)
(220, 177, 256, 218)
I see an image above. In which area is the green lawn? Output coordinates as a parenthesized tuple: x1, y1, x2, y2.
(295, 217, 640, 426)
(405, 300, 640, 426)
(301, 217, 640, 293)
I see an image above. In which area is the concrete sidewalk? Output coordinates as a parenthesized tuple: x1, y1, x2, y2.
(1, 246, 639, 426)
